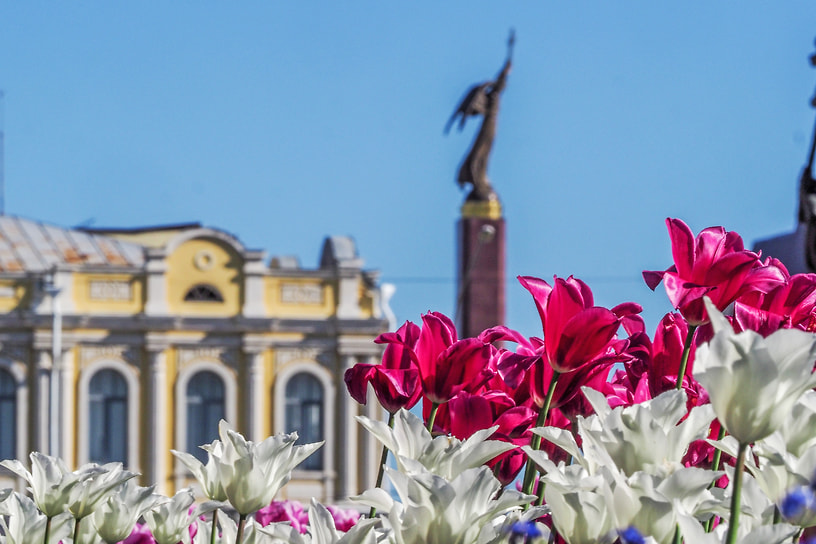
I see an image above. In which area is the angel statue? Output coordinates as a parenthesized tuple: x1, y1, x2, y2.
(445, 30, 514, 202)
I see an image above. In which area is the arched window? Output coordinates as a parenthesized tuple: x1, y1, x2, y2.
(285, 373, 324, 470)
(0, 369, 15, 461)
(186, 371, 225, 462)
(89, 369, 128, 464)
(184, 284, 224, 302)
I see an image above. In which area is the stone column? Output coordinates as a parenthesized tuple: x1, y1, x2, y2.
(59, 348, 75, 467)
(243, 347, 265, 442)
(337, 354, 360, 499)
(33, 350, 51, 455)
(146, 344, 168, 494)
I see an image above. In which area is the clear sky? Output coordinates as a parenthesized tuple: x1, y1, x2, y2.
(1, 3, 816, 338)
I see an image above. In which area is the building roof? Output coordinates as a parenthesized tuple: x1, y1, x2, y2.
(0, 215, 145, 272)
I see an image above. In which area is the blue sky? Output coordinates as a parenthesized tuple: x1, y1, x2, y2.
(1, 3, 816, 337)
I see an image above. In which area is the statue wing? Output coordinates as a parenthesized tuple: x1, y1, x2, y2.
(444, 82, 491, 133)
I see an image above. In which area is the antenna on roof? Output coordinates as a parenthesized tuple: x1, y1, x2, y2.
(0, 90, 5, 216)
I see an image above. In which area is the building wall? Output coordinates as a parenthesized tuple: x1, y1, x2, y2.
(0, 224, 387, 503)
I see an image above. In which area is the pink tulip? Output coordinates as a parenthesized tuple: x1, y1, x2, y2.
(643, 218, 786, 325)
(344, 321, 422, 413)
(256, 500, 310, 533)
(121, 524, 156, 544)
(735, 271, 816, 336)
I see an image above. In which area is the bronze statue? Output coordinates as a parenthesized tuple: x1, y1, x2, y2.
(446, 31, 514, 202)
(800, 40, 816, 270)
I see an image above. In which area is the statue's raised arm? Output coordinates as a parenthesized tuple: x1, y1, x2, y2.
(446, 30, 514, 202)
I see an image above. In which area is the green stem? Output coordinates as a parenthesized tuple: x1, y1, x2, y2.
(43, 516, 51, 544)
(521, 371, 561, 500)
(672, 524, 682, 544)
(210, 509, 219, 544)
(369, 411, 396, 518)
(705, 424, 728, 532)
(773, 505, 781, 525)
(73, 517, 81, 544)
(724, 441, 748, 544)
(236, 513, 247, 544)
(675, 324, 698, 390)
(427, 402, 440, 433)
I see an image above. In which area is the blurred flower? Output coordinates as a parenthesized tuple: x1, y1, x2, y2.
(643, 218, 785, 325)
(619, 526, 646, 544)
(122, 523, 157, 544)
(259, 499, 379, 544)
(256, 500, 309, 533)
(694, 299, 816, 444)
(345, 320, 422, 414)
(780, 486, 816, 522)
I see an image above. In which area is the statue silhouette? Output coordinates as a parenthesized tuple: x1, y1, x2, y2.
(446, 31, 514, 202)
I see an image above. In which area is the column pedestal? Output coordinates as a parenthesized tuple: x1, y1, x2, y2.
(456, 199, 506, 338)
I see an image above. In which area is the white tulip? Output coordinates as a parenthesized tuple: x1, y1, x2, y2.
(172, 439, 228, 502)
(0, 492, 72, 544)
(92, 481, 162, 543)
(694, 298, 816, 444)
(0, 452, 100, 518)
(143, 487, 217, 544)
(213, 420, 323, 516)
(356, 409, 514, 480)
(353, 465, 532, 544)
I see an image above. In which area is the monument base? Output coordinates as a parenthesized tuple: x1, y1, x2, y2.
(456, 202, 506, 338)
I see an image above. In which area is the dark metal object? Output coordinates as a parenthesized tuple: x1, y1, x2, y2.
(800, 40, 816, 270)
(446, 30, 514, 202)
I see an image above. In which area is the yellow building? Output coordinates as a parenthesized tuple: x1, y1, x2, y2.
(0, 216, 390, 502)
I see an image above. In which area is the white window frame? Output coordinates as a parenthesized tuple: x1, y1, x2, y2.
(274, 360, 335, 477)
(77, 359, 140, 471)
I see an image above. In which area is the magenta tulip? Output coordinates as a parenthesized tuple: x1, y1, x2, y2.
(643, 218, 786, 325)
(735, 271, 816, 336)
(413, 312, 493, 405)
(344, 321, 422, 413)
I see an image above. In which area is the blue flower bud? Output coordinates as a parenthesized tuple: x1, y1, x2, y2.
(780, 486, 816, 520)
(510, 520, 542, 538)
(619, 526, 646, 544)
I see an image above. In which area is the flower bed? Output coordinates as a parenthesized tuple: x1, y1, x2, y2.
(1, 217, 816, 544)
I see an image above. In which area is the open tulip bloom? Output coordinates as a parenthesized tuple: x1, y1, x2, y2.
(3, 217, 816, 544)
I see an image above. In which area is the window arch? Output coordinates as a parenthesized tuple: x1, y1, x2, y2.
(186, 371, 225, 462)
(285, 373, 324, 470)
(88, 369, 128, 464)
(184, 284, 224, 302)
(0, 369, 15, 461)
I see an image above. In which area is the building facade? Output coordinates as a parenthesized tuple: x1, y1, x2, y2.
(0, 216, 389, 502)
